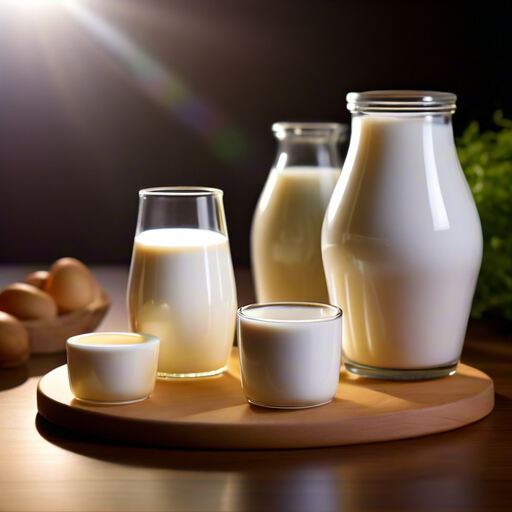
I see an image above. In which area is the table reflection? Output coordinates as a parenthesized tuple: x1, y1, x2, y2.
(35, 408, 493, 512)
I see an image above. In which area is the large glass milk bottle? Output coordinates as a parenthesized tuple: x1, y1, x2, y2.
(251, 122, 347, 303)
(322, 91, 483, 380)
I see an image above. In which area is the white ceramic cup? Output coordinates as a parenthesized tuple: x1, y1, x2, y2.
(66, 332, 160, 405)
(237, 302, 343, 409)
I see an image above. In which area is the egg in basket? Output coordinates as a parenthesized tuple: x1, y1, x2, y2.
(0, 258, 110, 366)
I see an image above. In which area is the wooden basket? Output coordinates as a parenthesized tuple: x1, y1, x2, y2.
(22, 289, 110, 354)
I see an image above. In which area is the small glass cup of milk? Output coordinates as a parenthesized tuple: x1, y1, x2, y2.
(237, 302, 342, 409)
(127, 187, 238, 379)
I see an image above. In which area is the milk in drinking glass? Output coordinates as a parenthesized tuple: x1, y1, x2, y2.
(128, 188, 237, 378)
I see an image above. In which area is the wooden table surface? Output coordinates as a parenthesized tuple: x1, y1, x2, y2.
(0, 265, 511, 512)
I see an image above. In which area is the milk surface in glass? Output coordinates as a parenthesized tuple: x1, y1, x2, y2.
(128, 228, 237, 376)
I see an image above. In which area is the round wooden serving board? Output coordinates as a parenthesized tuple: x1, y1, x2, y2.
(37, 349, 494, 449)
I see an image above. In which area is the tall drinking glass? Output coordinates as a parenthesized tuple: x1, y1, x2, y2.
(127, 187, 237, 378)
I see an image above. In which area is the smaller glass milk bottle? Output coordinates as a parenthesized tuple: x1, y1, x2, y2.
(251, 122, 347, 303)
(322, 91, 483, 380)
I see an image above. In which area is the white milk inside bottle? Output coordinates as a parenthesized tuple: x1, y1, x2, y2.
(252, 166, 340, 302)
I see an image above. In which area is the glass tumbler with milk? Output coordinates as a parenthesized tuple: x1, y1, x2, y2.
(128, 187, 237, 378)
(322, 91, 483, 380)
(251, 122, 347, 303)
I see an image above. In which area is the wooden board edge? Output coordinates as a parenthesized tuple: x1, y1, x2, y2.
(36, 368, 495, 450)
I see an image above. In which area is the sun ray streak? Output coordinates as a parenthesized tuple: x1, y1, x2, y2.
(63, 0, 248, 163)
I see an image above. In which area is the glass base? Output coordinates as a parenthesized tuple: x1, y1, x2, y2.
(157, 365, 227, 379)
(247, 398, 333, 409)
(343, 357, 458, 381)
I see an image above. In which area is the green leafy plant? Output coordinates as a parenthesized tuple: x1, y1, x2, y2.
(457, 111, 512, 321)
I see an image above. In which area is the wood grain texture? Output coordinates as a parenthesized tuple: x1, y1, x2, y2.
(1, 266, 511, 512)
(37, 353, 494, 449)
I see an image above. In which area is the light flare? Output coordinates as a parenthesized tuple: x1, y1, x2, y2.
(63, 0, 248, 163)
(1, 0, 248, 163)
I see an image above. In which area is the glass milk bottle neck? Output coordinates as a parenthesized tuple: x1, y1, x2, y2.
(347, 111, 457, 157)
(345, 91, 459, 175)
(272, 122, 346, 169)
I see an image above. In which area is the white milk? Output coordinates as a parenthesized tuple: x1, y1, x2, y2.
(322, 114, 482, 370)
(128, 228, 237, 377)
(251, 166, 341, 303)
(237, 303, 342, 408)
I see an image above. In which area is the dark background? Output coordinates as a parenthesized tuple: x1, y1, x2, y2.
(0, 0, 509, 266)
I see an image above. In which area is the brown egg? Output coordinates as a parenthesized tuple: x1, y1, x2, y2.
(24, 270, 50, 289)
(0, 283, 57, 320)
(45, 257, 96, 313)
(0, 311, 30, 367)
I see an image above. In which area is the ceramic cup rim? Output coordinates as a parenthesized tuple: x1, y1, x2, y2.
(66, 331, 160, 350)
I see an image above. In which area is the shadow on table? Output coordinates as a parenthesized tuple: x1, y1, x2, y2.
(0, 352, 66, 391)
(34, 390, 510, 512)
